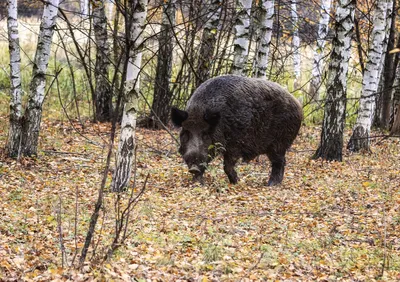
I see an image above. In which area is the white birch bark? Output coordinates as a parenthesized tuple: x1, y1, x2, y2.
(232, 0, 252, 76)
(255, 0, 274, 78)
(314, 0, 355, 161)
(112, 0, 148, 192)
(107, 0, 114, 22)
(308, 0, 332, 101)
(20, 0, 59, 156)
(80, 0, 89, 18)
(348, 0, 389, 152)
(6, 0, 23, 158)
(291, 0, 301, 82)
(377, 1, 393, 80)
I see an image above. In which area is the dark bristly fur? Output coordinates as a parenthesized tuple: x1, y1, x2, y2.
(171, 75, 303, 186)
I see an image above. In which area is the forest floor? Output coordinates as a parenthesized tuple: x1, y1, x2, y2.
(0, 118, 399, 281)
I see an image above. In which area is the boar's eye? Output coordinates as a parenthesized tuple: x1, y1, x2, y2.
(204, 109, 220, 127)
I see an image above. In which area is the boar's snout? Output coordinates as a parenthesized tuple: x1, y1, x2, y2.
(183, 152, 207, 175)
(188, 165, 202, 174)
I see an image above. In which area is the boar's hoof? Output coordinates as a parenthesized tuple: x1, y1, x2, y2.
(267, 178, 282, 186)
(228, 176, 239, 185)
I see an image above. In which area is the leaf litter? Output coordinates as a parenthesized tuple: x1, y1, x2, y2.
(0, 119, 399, 281)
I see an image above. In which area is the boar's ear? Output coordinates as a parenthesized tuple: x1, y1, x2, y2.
(171, 107, 188, 127)
(204, 109, 220, 127)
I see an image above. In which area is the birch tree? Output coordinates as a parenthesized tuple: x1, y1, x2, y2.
(92, 0, 112, 122)
(232, 0, 252, 76)
(111, 0, 148, 192)
(196, 0, 222, 87)
(308, 0, 332, 102)
(6, 0, 22, 158)
(347, 0, 389, 152)
(291, 0, 301, 84)
(146, 0, 176, 128)
(313, 0, 355, 161)
(107, 0, 114, 21)
(19, 0, 60, 156)
(254, 0, 274, 78)
(80, 0, 89, 18)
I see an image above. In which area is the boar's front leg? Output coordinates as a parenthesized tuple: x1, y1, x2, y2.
(223, 154, 239, 184)
(266, 150, 286, 186)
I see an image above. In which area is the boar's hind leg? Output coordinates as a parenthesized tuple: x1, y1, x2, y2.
(223, 155, 239, 184)
(266, 150, 286, 186)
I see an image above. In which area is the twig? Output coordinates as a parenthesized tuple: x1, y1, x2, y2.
(78, 127, 117, 268)
(380, 205, 387, 278)
(103, 173, 150, 262)
(138, 90, 180, 144)
(57, 196, 67, 268)
(54, 65, 105, 148)
(42, 150, 91, 157)
(71, 187, 79, 267)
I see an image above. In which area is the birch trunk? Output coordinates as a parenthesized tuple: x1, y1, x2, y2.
(80, 0, 89, 18)
(255, 0, 274, 78)
(6, 0, 22, 158)
(308, 0, 332, 102)
(92, 0, 112, 122)
(112, 0, 148, 192)
(347, 0, 389, 152)
(20, 0, 59, 156)
(107, 0, 114, 22)
(232, 0, 252, 76)
(291, 0, 301, 84)
(196, 0, 222, 87)
(148, 0, 176, 128)
(313, 0, 355, 161)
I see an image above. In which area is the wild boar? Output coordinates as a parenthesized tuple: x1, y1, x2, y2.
(171, 75, 302, 186)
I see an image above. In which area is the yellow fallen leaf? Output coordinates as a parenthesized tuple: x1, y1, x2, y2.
(362, 181, 371, 187)
(389, 48, 400, 54)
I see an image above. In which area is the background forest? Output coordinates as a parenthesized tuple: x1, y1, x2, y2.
(0, 0, 399, 280)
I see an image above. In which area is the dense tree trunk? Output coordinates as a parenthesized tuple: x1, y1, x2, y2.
(308, 0, 332, 102)
(195, 0, 222, 88)
(232, 0, 252, 76)
(144, 0, 176, 129)
(6, 0, 22, 158)
(313, 0, 355, 161)
(354, 18, 365, 74)
(112, 0, 148, 192)
(390, 57, 400, 135)
(347, 0, 389, 152)
(291, 0, 300, 85)
(254, 0, 274, 78)
(92, 0, 112, 122)
(375, 0, 395, 129)
(20, 0, 59, 156)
